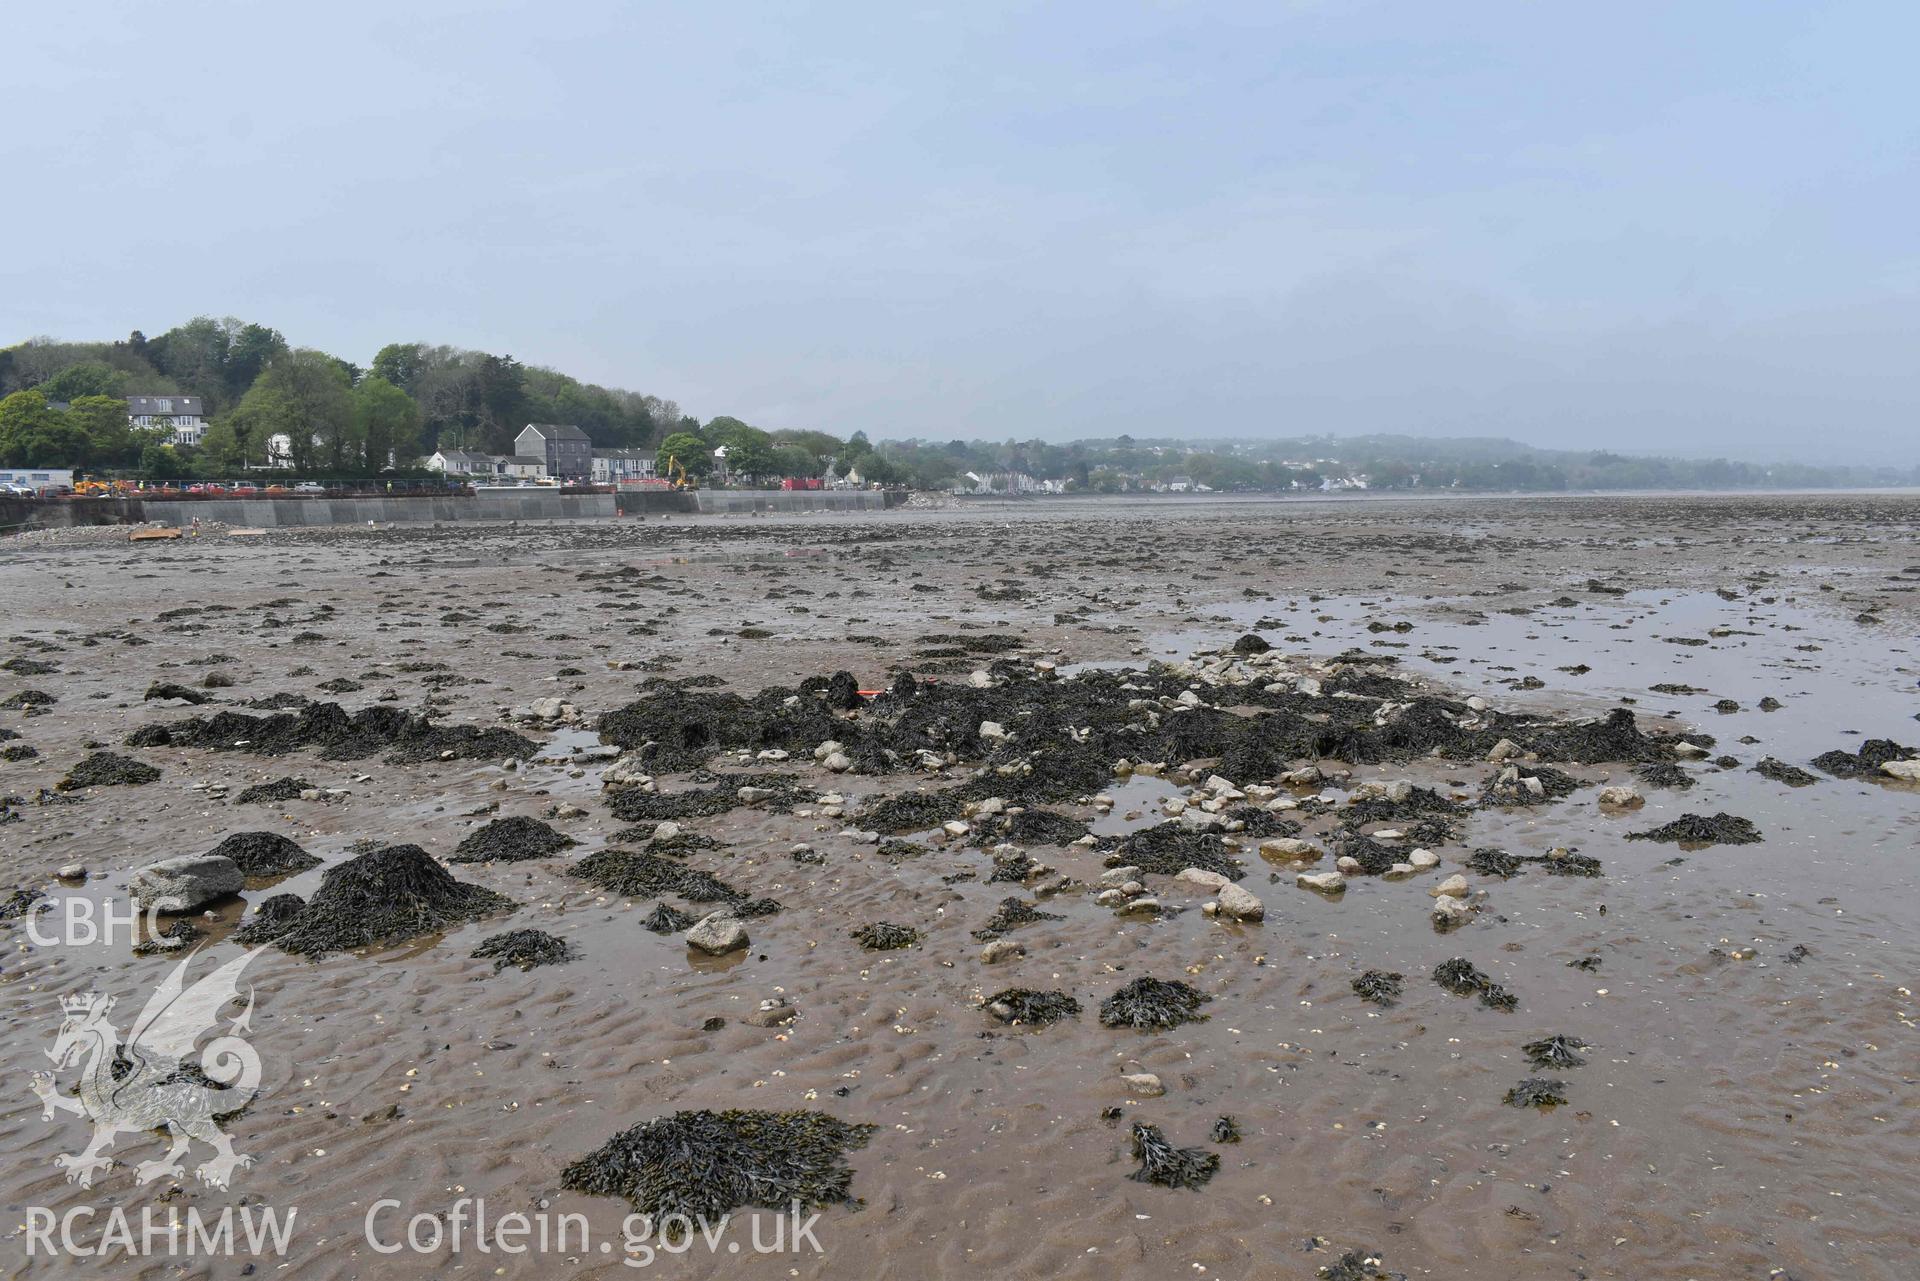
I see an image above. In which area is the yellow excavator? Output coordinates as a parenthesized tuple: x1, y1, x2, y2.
(664, 455, 698, 491)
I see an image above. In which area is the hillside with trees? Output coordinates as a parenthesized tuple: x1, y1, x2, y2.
(3, 319, 1913, 492)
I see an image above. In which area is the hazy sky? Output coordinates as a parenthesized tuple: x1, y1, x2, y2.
(8, 1, 1916, 462)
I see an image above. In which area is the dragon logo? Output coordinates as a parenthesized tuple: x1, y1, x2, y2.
(31, 948, 264, 1189)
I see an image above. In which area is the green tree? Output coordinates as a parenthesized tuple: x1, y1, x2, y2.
(0, 391, 89, 466)
(656, 430, 709, 478)
(39, 362, 126, 401)
(352, 375, 420, 470)
(370, 342, 428, 394)
(66, 395, 142, 465)
(255, 349, 353, 472)
(205, 387, 298, 472)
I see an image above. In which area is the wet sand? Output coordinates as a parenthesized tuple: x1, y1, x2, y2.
(2, 492, 1917, 1280)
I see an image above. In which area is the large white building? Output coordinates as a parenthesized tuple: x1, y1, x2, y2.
(127, 395, 207, 447)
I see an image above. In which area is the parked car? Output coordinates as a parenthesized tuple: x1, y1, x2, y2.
(293, 482, 327, 495)
(231, 483, 258, 495)
(265, 484, 289, 494)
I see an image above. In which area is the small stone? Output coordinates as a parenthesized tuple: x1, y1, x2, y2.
(1408, 848, 1440, 869)
(1119, 1072, 1165, 1097)
(1432, 896, 1474, 928)
(1259, 837, 1319, 861)
(1335, 856, 1362, 874)
(1597, 785, 1644, 807)
(56, 864, 86, 881)
(1297, 871, 1346, 893)
(1488, 738, 1521, 763)
(1430, 874, 1470, 898)
(978, 720, 1009, 741)
(823, 751, 853, 773)
(1175, 867, 1231, 891)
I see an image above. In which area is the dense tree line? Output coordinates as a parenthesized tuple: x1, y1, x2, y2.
(0, 318, 692, 478)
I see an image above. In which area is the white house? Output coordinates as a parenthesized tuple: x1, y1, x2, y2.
(127, 395, 207, 447)
(426, 449, 497, 476)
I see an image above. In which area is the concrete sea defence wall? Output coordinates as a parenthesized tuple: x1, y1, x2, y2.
(5, 487, 900, 534)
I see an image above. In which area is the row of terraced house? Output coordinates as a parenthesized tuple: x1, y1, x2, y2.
(424, 423, 655, 484)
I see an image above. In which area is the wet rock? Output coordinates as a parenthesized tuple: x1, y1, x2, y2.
(1297, 871, 1346, 893)
(1596, 785, 1643, 807)
(55, 864, 86, 881)
(1260, 837, 1319, 861)
(128, 855, 244, 912)
(743, 996, 796, 1027)
(1175, 867, 1231, 891)
(1881, 758, 1920, 782)
(1431, 896, 1475, 929)
(979, 939, 1026, 963)
(1407, 848, 1440, 869)
(1430, 874, 1469, 898)
(1214, 883, 1265, 921)
(686, 912, 749, 955)
(1118, 1072, 1165, 1097)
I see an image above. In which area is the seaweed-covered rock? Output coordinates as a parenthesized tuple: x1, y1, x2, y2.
(641, 903, 695, 934)
(1635, 762, 1696, 791)
(235, 776, 315, 804)
(852, 922, 920, 951)
(1480, 763, 1579, 806)
(1351, 970, 1404, 1006)
(1432, 958, 1517, 1011)
(983, 988, 1081, 1025)
(1811, 738, 1916, 778)
(1751, 757, 1817, 787)
(1103, 823, 1244, 880)
(1128, 1122, 1219, 1189)
(1521, 1034, 1590, 1069)
(1099, 977, 1210, 1030)
(231, 893, 307, 945)
(158, 702, 535, 764)
(1464, 847, 1525, 878)
(1503, 1077, 1569, 1108)
(472, 928, 576, 972)
(58, 752, 161, 791)
(970, 897, 1063, 941)
(449, 816, 575, 864)
(572, 848, 777, 915)
(206, 831, 322, 877)
(561, 1109, 876, 1220)
(254, 844, 514, 958)
(1624, 812, 1763, 845)
(1317, 1250, 1408, 1281)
